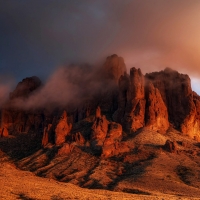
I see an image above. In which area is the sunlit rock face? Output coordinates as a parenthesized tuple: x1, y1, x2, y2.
(55, 110, 72, 146)
(145, 81, 169, 133)
(145, 68, 192, 128)
(90, 106, 109, 152)
(91, 106, 124, 157)
(0, 127, 9, 137)
(145, 67, 200, 140)
(101, 122, 125, 158)
(42, 124, 52, 147)
(181, 92, 200, 141)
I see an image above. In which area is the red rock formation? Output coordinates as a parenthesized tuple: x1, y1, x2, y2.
(55, 110, 72, 146)
(146, 68, 200, 140)
(122, 67, 146, 133)
(91, 107, 109, 151)
(145, 81, 169, 133)
(163, 140, 178, 153)
(72, 132, 85, 145)
(103, 122, 122, 146)
(2, 55, 200, 153)
(91, 106, 127, 157)
(102, 141, 130, 158)
(101, 122, 124, 158)
(57, 143, 74, 155)
(181, 92, 200, 141)
(10, 76, 41, 100)
(145, 68, 192, 127)
(113, 73, 129, 123)
(95, 106, 101, 118)
(103, 54, 127, 82)
(0, 127, 9, 137)
(42, 124, 52, 147)
(0, 76, 43, 135)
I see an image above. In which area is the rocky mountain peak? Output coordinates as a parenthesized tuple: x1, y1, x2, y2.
(10, 76, 41, 100)
(103, 54, 127, 82)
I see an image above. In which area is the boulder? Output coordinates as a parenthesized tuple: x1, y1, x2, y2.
(163, 140, 178, 153)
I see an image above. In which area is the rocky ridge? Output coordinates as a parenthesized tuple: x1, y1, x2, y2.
(1, 54, 200, 197)
(1, 55, 200, 149)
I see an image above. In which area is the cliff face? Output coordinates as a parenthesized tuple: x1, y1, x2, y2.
(1, 76, 43, 136)
(1, 55, 200, 144)
(146, 68, 200, 141)
(103, 54, 127, 82)
(145, 81, 169, 133)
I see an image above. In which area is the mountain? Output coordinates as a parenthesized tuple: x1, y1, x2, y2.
(0, 54, 200, 198)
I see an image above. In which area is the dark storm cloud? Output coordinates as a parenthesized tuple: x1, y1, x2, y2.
(0, 0, 125, 75)
(1, 0, 200, 96)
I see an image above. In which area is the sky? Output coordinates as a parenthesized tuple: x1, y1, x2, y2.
(1, 0, 200, 94)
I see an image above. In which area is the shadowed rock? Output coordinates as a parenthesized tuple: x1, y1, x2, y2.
(103, 54, 127, 82)
(122, 67, 146, 133)
(42, 124, 52, 147)
(163, 140, 178, 153)
(10, 76, 41, 100)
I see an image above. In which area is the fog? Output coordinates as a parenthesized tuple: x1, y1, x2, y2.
(10, 63, 117, 110)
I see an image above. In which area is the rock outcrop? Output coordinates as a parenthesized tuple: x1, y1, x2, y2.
(55, 111, 72, 146)
(103, 54, 127, 82)
(91, 106, 127, 157)
(57, 143, 74, 155)
(0, 127, 9, 137)
(101, 122, 125, 158)
(10, 76, 41, 100)
(90, 107, 109, 152)
(72, 132, 85, 145)
(163, 140, 178, 153)
(114, 67, 146, 133)
(0, 76, 42, 136)
(146, 68, 200, 140)
(112, 73, 129, 123)
(42, 124, 52, 147)
(1, 55, 200, 145)
(145, 81, 169, 133)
